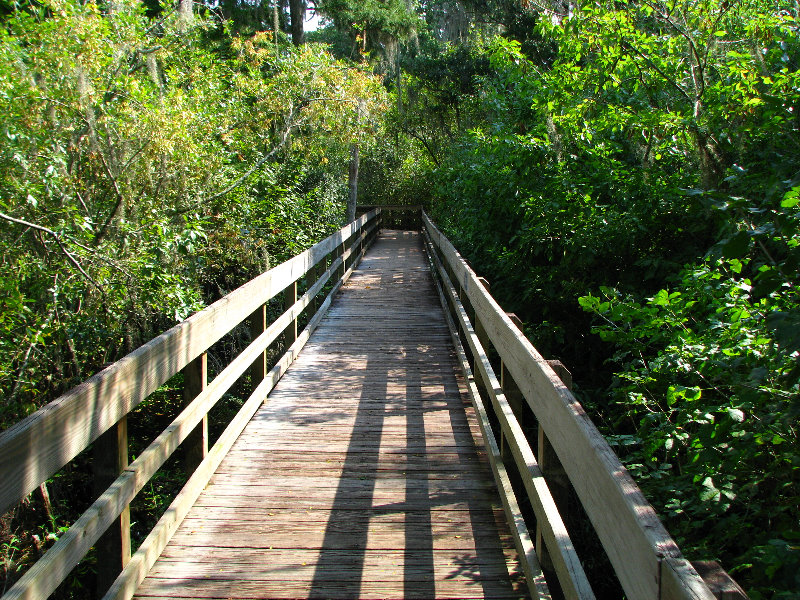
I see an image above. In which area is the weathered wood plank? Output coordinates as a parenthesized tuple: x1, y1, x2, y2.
(147, 559, 522, 583)
(182, 354, 207, 475)
(424, 231, 593, 600)
(130, 230, 528, 600)
(424, 212, 714, 600)
(191, 495, 504, 511)
(0, 210, 379, 517)
(135, 582, 526, 600)
(156, 546, 519, 565)
(93, 417, 131, 597)
(178, 508, 508, 526)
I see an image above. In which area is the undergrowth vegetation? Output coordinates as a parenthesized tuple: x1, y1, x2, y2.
(0, 0, 385, 594)
(2, 0, 799, 596)
(424, 2, 800, 596)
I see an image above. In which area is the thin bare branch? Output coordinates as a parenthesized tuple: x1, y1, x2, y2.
(0, 212, 105, 295)
(204, 110, 299, 204)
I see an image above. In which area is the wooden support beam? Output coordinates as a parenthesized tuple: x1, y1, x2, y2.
(283, 281, 298, 350)
(546, 359, 573, 390)
(690, 562, 748, 600)
(339, 240, 347, 280)
(93, 417, 130, 597)
(536, 360, 573, 589)
(473, 277, 492, 397)
(183, 353, 208, 474)
(500, 313, 525, 459)
(249, 305, 267, 389)
(311, 260, 324, 317)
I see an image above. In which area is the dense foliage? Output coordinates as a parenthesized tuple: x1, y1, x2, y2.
(421, 1, 800, 596)
(2, 0, 799, 596)
(0, 2, 386, 592)
(0, 0, 385, 427)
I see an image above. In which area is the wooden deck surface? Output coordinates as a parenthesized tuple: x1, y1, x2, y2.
(134, 230, 529, 600)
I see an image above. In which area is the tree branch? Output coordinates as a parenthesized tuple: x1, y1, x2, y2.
(404, 128, 440, 166)
(93, 150, 127, 245)
(622, 40, 694, 105)
(0, 212, 105, 295)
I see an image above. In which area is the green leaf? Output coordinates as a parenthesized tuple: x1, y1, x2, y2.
(577, 295, 596, 310)
(780, 187, 800, 208)
(700, 477, 721, 502)
(727, 408, 745, 422)
(721, 231, 751, 259)
(651, 289, 670, 306)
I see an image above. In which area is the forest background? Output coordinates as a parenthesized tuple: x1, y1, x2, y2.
(0, 0, 798, 597)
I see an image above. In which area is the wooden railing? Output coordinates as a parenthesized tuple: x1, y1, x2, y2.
(0, 204, 746, 600)
(0, 209, 382, 600)
(356, 204, 422, 230)
(420, 210, 743, 600)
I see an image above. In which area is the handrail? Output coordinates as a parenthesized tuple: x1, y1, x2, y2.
(0, 208, 382, 600)
(421, 211, 718, 600)
(422, 227, 590, 600)
(356, 203, 422, 229)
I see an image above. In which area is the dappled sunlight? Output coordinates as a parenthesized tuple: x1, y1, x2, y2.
(130, 229, 528, 599)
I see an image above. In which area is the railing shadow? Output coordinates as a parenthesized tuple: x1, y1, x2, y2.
(307, 230, 515, 599)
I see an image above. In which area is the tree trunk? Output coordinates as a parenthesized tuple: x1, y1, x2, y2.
(396, 42, 403, 118)
(179, 0, 193, 28)
(289, 0, 304, 45)
(347, 142, 359, 224)
(347, 99, 364, 224)
(273, 0, 281, 43)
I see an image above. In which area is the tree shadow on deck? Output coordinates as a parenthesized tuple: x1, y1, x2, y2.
(307, 231, 518, 599)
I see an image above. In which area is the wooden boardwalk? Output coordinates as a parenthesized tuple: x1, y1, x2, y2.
(135, 230, 529, 600)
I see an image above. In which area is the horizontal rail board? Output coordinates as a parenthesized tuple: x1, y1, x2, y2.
(0, 210, 379, 517)
(423, 230, 593, 600)
(422, 212, 714, 600)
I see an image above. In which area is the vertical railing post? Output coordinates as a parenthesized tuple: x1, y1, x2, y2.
(93, 417, 131, 596)
(330, 243, 340, 286)
(183, 353, 208, 472)
(284, 281, 298, 350)
(457, 282, 475, 372)
(250, 305, 268, 391)
(536, 359, 573, 581)
(500, 313, 526, 458)
(340, 239, 347, 279)
(472, 276, 492, 396)
(311, 258, 324, 317)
